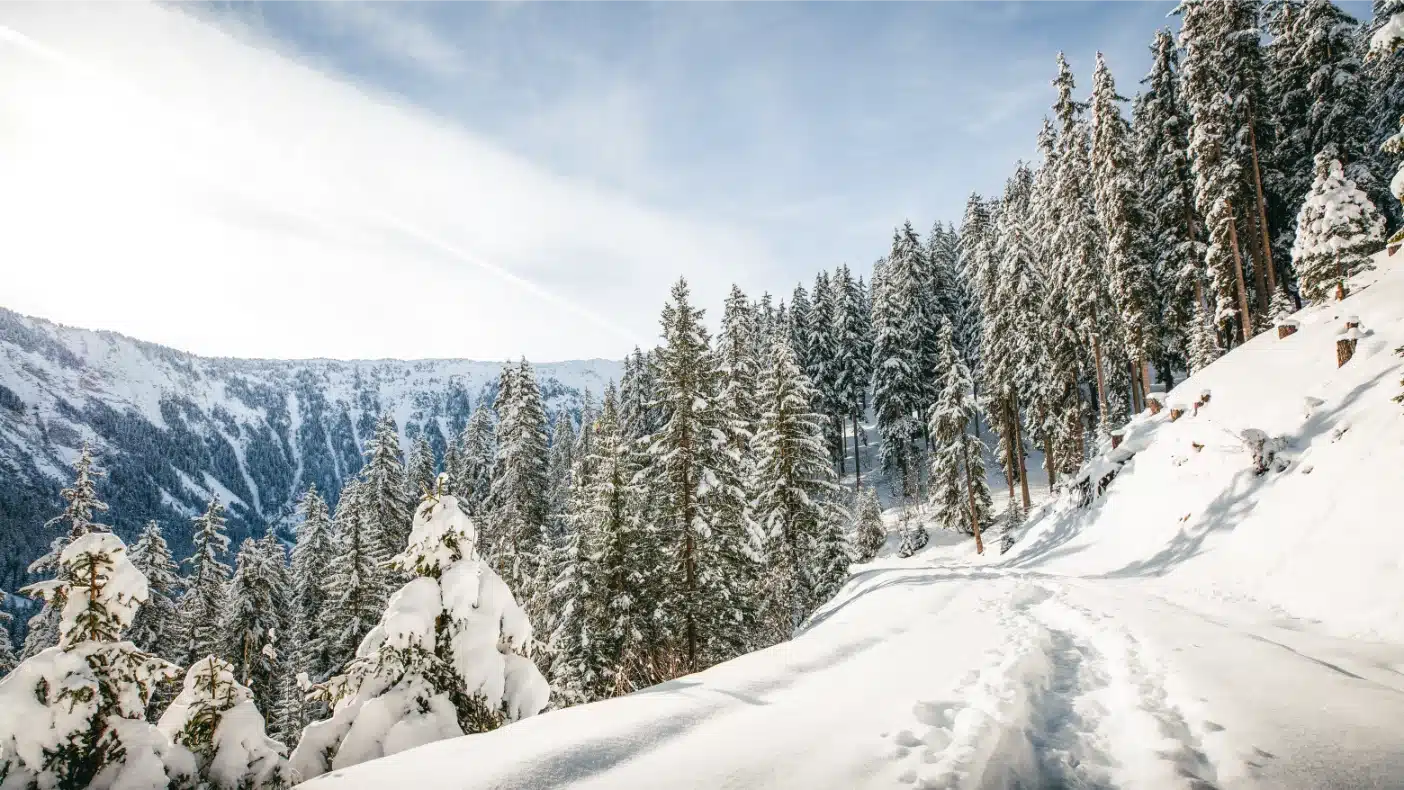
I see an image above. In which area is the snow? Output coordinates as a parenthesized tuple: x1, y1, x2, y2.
(303, 254, 1404, 789)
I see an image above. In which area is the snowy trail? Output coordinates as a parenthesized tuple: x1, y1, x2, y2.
(303, 565, 1404, 790)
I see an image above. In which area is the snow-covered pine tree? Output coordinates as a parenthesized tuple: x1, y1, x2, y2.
(406, 434, 438, 504)
(580, 386, 653, 694)
(177, 498, 231, 668)
(852, 487, 885, 562)
(321, 478, 385, 674)
(451, 405, 497, 514)
(808, 270, 846, 469)
(1136, 27, 1210, 378)
(290, 486, 336, 685)
(1367, 0, 1404, 229)
(752, 337, 847, 638)
(21, 444, 110, 659)
(126, 521, 182, 665)
(1291, 152, 1386, 300)
(957, 194, 994, 377)
(485, 358, 552, 619)
(1, 530, 186, 790)
(547, 409, 577, 540)
(545, 456, 596, 708)
(1178, 0, 1263, 343)
(647, 279, 758, 671)
(1091, 52, 1159, 412)
(619, 346, 660, 443)
(927, 320, 995, 552)
(158, 655, 291, 789)
(361, 414, 413, 581)
(0, 594, 14, 676)
(788, 284, 813, 370)
(223, 537, 284, 723)
(832, 264, 873, 487)
(718, 285, 763, 456)
(871, 223, 927, 499)
(290, 484, 549, 780)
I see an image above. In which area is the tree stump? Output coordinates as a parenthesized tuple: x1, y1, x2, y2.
(1111, 431, 1124, 450)
(1169, 407, 1186, 422)
(1337, 337, 1356, 367)
(1277, 321, 1299, 339)
(1390, 241, 1402, 257)
(1148, 398, 1163, 416)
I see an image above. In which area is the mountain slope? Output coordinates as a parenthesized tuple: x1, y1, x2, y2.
(0, 306, 621, 591)
(306, 253, 1404, 789)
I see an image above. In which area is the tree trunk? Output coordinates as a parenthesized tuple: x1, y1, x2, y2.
(1012, 396, 1031, 511)
(1245, 208, 1271, 316)
(1226, 203, 1253, 344)
(962, 443, 984, 555)
(1246, 101, 1278, 297)
(852, 413, 862, 491)
(1140, 359, 1153, 406)
(1091, 335, 1110, 424)
(1001, 402, 1016, 503)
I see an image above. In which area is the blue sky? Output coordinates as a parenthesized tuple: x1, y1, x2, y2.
(0, 2, 1376, 361)
(210, 1, 1185, 285)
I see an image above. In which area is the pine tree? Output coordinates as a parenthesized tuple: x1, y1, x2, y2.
(832, 265, 873, 487)
(450, 406, 496, 514)
(581, 386, 653, 695)
(177, 498, 232, 668)
(1366, 0, 1404, 229)
(1137, 27, 1210, 377)
(547, 409, 577, 539)
(126, 521, 182, 663)
(927, 320, 994, 553)
(788, 284, 813, 368)
(21, 444, 110, 659)
(406, 434, 438, 503)
(361, 414, 413, 579)
(485, 358, 552, 617)
(957, 194, 995, 376)
(223, 537, 284, 722)
(871, 224, 927, 498)
(807, 270, 846, 469)
(321, 478, 385, 673)
(159, 656, 291, 789)
(290, 486, 337, 688)
(546, 464, 596, 708)
(1091, 52, 1159, 410)
(752, 339, 846, 638)
(0, 593, 14, 677)
(852, 488, 886, 562)
(291, 488, 549, 780)
(1291, 153, 1386, 300)
(1, 531, 185, 790)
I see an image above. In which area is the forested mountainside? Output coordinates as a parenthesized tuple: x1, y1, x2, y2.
(0, 306, 620, 591)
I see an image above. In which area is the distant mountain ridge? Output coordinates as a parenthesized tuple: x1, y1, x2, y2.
(0, 305, 622, 593)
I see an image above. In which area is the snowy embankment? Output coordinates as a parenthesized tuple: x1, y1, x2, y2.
(306, 255, 1404, 790)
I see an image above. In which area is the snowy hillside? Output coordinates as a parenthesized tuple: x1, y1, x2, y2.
(0, 305, 621, 589)
(307, 254, 1404, 789)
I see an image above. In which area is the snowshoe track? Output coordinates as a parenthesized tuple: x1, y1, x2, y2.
(887, 581, 1222, 789)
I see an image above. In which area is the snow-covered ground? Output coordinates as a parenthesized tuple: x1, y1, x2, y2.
(306, 253, 1404, 789)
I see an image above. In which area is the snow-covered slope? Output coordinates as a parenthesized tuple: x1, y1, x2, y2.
(305, 254, 1404, 790)
(0, 305, 621, 588)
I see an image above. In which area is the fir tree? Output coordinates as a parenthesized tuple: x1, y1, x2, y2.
(485, 358, 552, 617)
(291, 488, 549, 781)
(927, 321, 994, 553)
(832, 265, 873, 487)
(1366, 0, 1404, 229)
(321, 478, 385, 674)
(752, 339, 846, 637)
(852, 488, 886, 563)
(547, 409, 577, 540)
(1291, 153, 1386, 300)
(0, 594, 14, 677)
(361, 414, 413, 579)
(406, 434, 438, 503)
(126, 521, 182, 663)
(177, 498, 232, 668)
(450, 406, 496, 514)
(1, 531, 184, 790)
(21, 444, 110, 659)
(224, 537, 285, 722)
(290, 486, 337, 686)
(871, 224, 927, 498)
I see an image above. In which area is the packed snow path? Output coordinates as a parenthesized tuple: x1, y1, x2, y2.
(303, 565, 1404, 790)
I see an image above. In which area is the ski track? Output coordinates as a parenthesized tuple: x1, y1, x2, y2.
(889, 579, 1224, 790)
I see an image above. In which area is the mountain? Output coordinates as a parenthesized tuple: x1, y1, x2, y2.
(0, 306, 622, 594)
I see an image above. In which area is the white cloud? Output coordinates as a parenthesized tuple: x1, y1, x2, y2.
(0, 2, 771, 361)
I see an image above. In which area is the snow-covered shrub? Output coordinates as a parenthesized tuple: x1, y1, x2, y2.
(852, 488, 886, 562)
(1290, 153, 1385, 301)
(1240, 429, 1290, 475)
(158, 656, 290, 790)
(290, 484, 549, 781)
(0, 532, 186, 790)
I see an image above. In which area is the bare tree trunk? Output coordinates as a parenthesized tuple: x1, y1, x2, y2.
(962, 443, 984, 555)
(1091, 335, 1110, 423)
(1246, 102, 1278, 297)
(1001, 401, 1016, 503)
(1227, 203, 1253, 344)
(1140, 359, 1153, 404)
(1245, 209, 1271, 316)
(1012, 396, 1031, 511)
(852, 413, 862, 491)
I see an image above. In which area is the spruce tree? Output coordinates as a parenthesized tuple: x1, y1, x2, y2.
(361, 414, 413, 577)
(21, 444, 110, 659)
(320, 478, 385, 674)
(1, 531, 184, 790)
(852, 488, 886, 563)
(485, 358, 552, 616)
(290, 486, 337, 685)
(451, 406, 496, 514)
(126, 521, 182, 663)
(158, 656, 291, 790)
(224, 537, 285, 722)
(752, 339, 846, 638)
(1367, 0, 1404, 229)
(177, 498, 232, 668)
(833, 264, 873, 487)
(406, 434, 438, 503)
(871, 224, 927, 498)
(1290, 153, 1386, 300)
(927, 321, 994, 552)
(547, 409, 577, 540)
